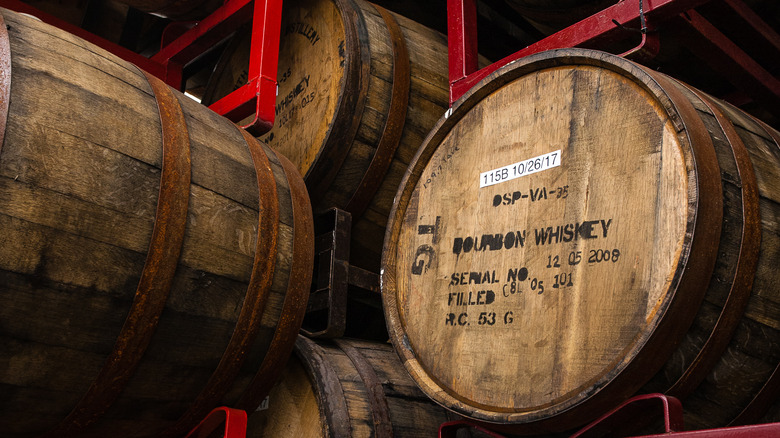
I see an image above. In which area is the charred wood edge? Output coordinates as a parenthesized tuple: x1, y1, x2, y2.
(42, 68, 192, 437)
(159, 127, 281, 437)
(729, 118, 780, 426)
(305, 208, 381, 338)
(0, 12, 9, 155)
(335, 339, 394, 437)
(344, 3, 410, 219)
(665, 83, 761, 399)
(234, 144, 314, 411)
(296, 336, 353, 436)
(305, 0, 370, 201)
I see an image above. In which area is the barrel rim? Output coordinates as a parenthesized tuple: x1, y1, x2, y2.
(234, 143, 315, 412)
(380, 48, 722, 429)
(299, 0, 371, 200)
(661, 81, 761, 400)
(294, 336, 353, 436)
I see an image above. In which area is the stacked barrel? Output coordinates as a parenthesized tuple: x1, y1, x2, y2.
(1, 0, 779, 437)
(0, 6, 314, 438)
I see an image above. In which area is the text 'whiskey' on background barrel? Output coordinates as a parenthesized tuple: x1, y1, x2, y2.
(382, 48, 780, 433)
(0, 8, 313, 438)
(246, 336, 464, 437)
(202, 0, 450, 272)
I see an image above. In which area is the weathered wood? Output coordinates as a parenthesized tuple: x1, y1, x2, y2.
(202, 0, 450, 272)
(246, 336, 461, 437)
(0, 8, 313, 437)
(381, 48, 780, 434)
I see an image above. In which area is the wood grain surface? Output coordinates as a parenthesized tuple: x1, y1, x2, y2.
(203, 0, 450, 272)
(382, 48, 780, 433)
(0, 8, 313, 437)
(246, 336, 462, 437)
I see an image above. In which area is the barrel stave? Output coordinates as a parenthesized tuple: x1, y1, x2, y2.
(0, 8, 312, 437)
(246, 337, 460, 437)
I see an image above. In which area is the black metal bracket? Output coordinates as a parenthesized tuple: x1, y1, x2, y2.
(303, 208, 380, 338)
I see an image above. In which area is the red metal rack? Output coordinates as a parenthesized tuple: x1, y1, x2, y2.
(0, 0, 165, 77)
(0, 0, 282, 135)
(147, 0, 282, 134)
(3, 0, 779, 435)
(439, 394, 780, 438)
(184, 407, 247, 438)
(447, 0, 780, 110)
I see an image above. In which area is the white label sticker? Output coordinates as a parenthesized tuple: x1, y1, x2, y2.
(480, 150, 561, 188)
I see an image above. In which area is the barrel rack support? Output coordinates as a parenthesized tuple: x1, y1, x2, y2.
(0, 0, 283, 135)
(304, 208, 381, 338)
(439, 394, 780, 438)
(148, 0, 282, 135)
(184, 407, 247, 438)
(447, 0, 780, 109)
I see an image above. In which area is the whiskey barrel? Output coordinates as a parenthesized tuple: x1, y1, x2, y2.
(202, 0, 450, 272)
(246, 336, 462, 437)
(502, 0, 614, 33)
(381, 48, 780, 433)
(112, 0, 223, 19)
(0, 8, 313, 438)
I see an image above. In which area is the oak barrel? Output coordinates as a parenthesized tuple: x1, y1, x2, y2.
(246, 336, 462, 437)
(0, 8, 313, 438)
(202, 0, 450, 272)
(381, 48, 780, 433)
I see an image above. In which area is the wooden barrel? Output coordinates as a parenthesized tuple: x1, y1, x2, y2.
(202, 0, 449, 272)
(0, 8, 313, 438)
(246, 336, 463, 437)
(501, 0, 614, 33)
(381, 48, 780, 433)
(111, 0, 223, 19)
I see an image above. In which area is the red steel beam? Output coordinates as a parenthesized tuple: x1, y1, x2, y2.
(447, 0, 711, 104)
(0, 0, 165, 78)
(447, 0, 478, 90)
(184, 407, 247, 438)
(150, 0, 253, 67)
(149, 0, 253, 90)
(2, 0, 281, 133)
(208, 0, 282, 134)
(722, 0, 780, 55)
(638, 423, 780, 437)
(150, 0, 281, 133)
(677, 9, 780, 111)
